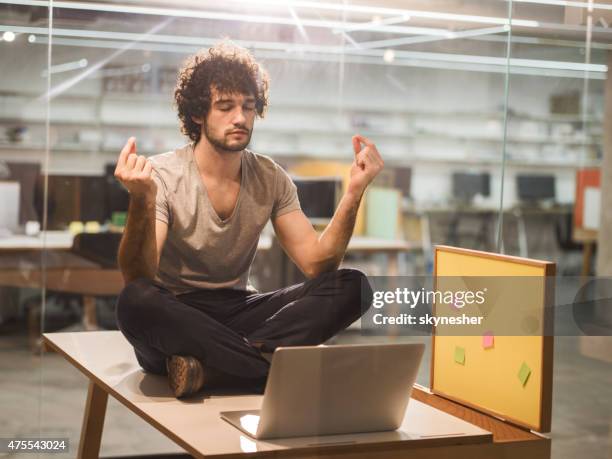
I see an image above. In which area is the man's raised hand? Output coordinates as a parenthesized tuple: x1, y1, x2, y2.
(114, 137, 157, 200)
(348, 134, 384, 196)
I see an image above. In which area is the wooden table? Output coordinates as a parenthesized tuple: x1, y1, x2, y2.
(0, 230, 74, 250)
(346, 236, 417, 276)
(0, 231, 123, 348)
(0, 266, 124, 350)
(43, 331, 550, 459)
(573, 227, 598, 276)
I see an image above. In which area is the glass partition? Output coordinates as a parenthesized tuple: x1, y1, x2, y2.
(0, 0, 50, 447)
(1, 1, 609, 458)
(505, 2, 610, 457)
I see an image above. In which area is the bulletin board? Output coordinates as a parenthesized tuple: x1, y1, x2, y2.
(431, 245, 555, 432)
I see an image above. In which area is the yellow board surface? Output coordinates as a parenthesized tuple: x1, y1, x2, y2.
(432, 247, 554, 432)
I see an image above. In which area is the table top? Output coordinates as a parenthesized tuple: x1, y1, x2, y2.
(347, 236, 416, 252)
(0, 268, 124, 295)
(0, 231, 74, 250)
(0, 231, 416, 253)
(43, 331, 492, 458)
(573, 227, 598, 243)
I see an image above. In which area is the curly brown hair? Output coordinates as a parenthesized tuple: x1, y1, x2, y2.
(174, 41, 269, 143)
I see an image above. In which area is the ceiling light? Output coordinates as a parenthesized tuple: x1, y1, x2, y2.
(28, 34, 36, 43)
(41, 58, 90, 77)
(383, 49, 395, 63)
(2, 31, 15, 42)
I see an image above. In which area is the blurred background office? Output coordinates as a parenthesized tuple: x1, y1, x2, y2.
(0, 1, 610, 458)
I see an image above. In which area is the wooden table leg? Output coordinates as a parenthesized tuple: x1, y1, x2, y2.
(582, 241, 594, 277)
(78, 381, 108, 459)
(388, 252, 399, 277)
(27, 299, 42, 353)
(387, 252, 401, 339)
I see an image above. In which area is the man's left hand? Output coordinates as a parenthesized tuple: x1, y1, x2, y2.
(348, 134, 384, 196)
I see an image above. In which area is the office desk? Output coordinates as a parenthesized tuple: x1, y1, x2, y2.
(0, 231, 272, 254)
(420, 206, 571, 258)
(2, 233, 417, 345)
(0, 231, 122, 347)
(573, 227, 598, 276)
(39, 331, 555, 459)
(0, 231, 74, 251)
(346, 236, 416, 276)
(262, 234, 414, 276)
(0, 266, 124, 349)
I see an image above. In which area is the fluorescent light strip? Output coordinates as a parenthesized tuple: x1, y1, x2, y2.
(41, 58, 87, 77)
(14, 0, 612, 43)
(476, 32, 612, 50)
(0, 24, 339, 53)
(0, 0, 450, 37)
(535, 20, 612, 35)
(343, 46, 606, 72)
(34, 35, 605, 80)
(220, 0, 540, 27)
(6, 24, 605, 73)
(334, 14, 411, 34)
(12, 0, 612, 39)
(0, 0, 530, 28)
(356, 26, 509, 50)
(86, 64, 151, 79)
(512, 0, 612, 10)
(41, 17, 174, 100)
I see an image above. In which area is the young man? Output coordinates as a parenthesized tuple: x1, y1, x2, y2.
(114, 42, 384, 398)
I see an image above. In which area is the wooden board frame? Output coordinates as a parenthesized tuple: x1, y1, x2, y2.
(430, 245, 555, 433)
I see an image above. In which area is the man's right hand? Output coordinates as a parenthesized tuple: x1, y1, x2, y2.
(114, 137, 157, 200)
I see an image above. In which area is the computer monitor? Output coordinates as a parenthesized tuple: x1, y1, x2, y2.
(105, 164, 130, 216)
(45, 175, 110, 229)
(394, 166, 412, 198)
(0, 181, 21, 233)
(452, 172, 490, 203)
(516, 175, 556, 202)
(80, 176, 109, 222)
(6, 162, 41, 224)
(293, 176, 341, 224)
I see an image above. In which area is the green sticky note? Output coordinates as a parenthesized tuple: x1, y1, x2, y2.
(111, 211, 127, 227)
(518, 362, 531, 386)
(454, 346, 465, 365)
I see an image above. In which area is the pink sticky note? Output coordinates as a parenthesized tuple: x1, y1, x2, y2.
(482, 331, 494, 349)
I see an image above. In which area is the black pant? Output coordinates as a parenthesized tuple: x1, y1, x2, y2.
(116, 268, 373, 390)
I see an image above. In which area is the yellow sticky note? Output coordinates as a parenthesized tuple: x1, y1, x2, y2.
(454, 346, 465, 365)
(518, 362, 531, 386)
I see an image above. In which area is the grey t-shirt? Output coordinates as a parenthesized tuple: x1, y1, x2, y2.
(149, 143, 300, 295)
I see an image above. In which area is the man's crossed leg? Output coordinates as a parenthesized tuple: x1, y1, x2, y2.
(116, 268, 373, 396)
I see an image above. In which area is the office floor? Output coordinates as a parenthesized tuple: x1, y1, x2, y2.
(0, 330, 610, 459)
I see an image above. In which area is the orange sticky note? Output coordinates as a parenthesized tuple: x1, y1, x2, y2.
(482, 331, 494, 349)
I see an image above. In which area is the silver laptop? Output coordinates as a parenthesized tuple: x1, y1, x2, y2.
(220, 342, 424, 440)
